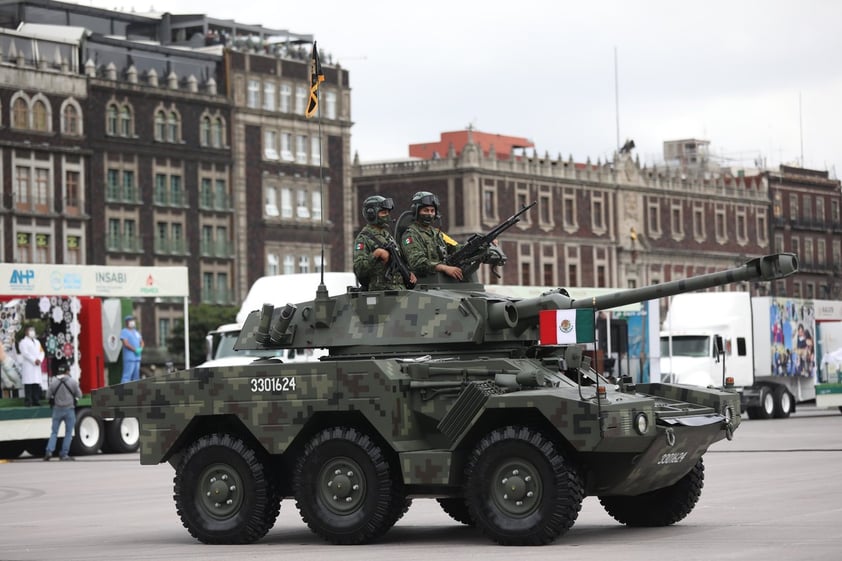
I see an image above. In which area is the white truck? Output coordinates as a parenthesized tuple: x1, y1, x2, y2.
(202, 272, 357, 367)
(660, 292, 842, 419)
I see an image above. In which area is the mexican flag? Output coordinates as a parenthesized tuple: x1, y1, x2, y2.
(539, 309, 595, 345)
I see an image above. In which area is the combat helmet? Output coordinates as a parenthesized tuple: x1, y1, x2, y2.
(362, 195, 395, 227)
(410, 191, 440, 220)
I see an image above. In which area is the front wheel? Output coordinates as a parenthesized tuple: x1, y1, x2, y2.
(599, 458, 704, 526)
(437, 497, 473, 525)
(70, 409, 104, 455)
(465, 426, 584, 545)
(173, 434, 279, 544)
(293, 427, 405, 544)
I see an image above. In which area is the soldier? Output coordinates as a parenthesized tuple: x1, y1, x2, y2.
(400, 191, 465, 280)
(353, 195, 416, 290)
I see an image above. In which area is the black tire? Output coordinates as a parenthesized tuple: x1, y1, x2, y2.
(772, 386, 793, 419)
(437, 497, 473, 525)
(173, 433, 279, 544)
(293, 427, 405, 545)
(24, 439, 48, 457)
(103, 418, 140, 453)
(465, 426, 584, 546)
(599, 458, 705, 526)
(70, 409, 104, 455)
(746, 386, 774, 420)
(0, 441, 25, 459)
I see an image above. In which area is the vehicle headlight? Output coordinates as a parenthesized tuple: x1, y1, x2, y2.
(634, 412, 649, 435)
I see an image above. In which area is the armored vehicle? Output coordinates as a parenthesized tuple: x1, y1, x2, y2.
(93, 253, 797, 546)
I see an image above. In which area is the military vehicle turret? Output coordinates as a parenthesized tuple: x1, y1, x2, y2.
(93, 253, 797, 546)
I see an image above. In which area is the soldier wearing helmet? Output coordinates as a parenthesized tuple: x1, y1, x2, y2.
(353, 195, 416, 290)
(400, 191, 465, 281)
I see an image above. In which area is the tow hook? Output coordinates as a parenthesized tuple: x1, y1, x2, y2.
(725, 422, 734, 441)
(665, 427, 676, 447)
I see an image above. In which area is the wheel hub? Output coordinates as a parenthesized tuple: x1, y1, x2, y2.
(493, 463, 541, 516)
(198, 464, 243, 519)
(320, 458, 365, 514)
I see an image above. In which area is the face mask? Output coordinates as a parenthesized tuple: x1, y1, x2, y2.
(128, 321, 136, 329)
(419, 214, 435, 226)
(375, 214, 392, 228)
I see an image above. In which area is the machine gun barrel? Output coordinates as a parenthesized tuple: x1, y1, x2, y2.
(445, 201, 536, 270)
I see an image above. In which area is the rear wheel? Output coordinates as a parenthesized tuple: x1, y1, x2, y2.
(293, 427, 405, 544)
(173, 433, 279, 544)
(599, 458, 704, 526)
(465, 426, 583, 545)
(103, 418, 140, 453)
(70, 409, 104, 455)
(772, 386, 793, 419)
(746, 386, 774, 420)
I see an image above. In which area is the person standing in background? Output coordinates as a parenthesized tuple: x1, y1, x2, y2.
(44, 363, 82, 461)
(19, 326, 45, 406)
(120, 315, 144, 383)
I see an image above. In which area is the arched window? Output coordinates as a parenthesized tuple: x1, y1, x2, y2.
(212, 117, 224, 148)
(62, 102, 81, 135)
(106, 104, 118, 135)
(200, 116, 211, 146)
(13, 97, 28, 129)
(154, 110, 166, 141)
(120, 105, 132, 137)
(167, 111, 179, 142)
(32, 99, 48, 131)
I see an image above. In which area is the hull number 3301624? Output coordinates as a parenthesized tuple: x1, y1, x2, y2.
(251, 377, 296, 392)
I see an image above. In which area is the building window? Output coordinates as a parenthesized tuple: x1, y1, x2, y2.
(647, 200, 661, 236)
(212, 118, 224, 147)
(171, 175, 183, 206)
(325, 90, 337, 119)
(693, 207, 705, 239)
(296, 189, 310, 218)
(715, 208, 727, 242)
(65, 170, 81, 211)
(591, 192, 605, 232)
(167, 111, 179, 142)
(200, 116, 211, 146)
(483, 187, 497, 221)
(736, 207, 748, 243)
(816, 197, 826, 223)
(296, 135, 307, 164)
(155, 174, 167, 205)
(66, 235, 82, 264)
(832, 239, 841, 267)
(804, 238, 813, 265)
(215, 179, 227, 209)
(158, 318, 171, 347)
(281, 133, 293, 161)
(61, 101, 81, 135)
(13, 97, 28, 128)
(280, 83, 291, 113)
(832, 200, 840, 223)
(563, 188, 576, 229)
(817, 239, 826, 265)
(312, 191, 322, 221)
(200, 179, 212, 208)
(32, 99, 49, 131)
(294, 86, 307, 115)
(264, 130, 278, 159)
(267, 253, 279, 276)
(671, 204, 683, 237)
(803, 195, 813, 222)
(756, 210, 768, 244)
(265, 186, 278, 217)
(120, 106, 132, 136)
(263, 81, 276, 111)
(539, 188, 552, 227)
(310, 136, 321, 165)
(106, 104, 118, 135)
(155, 111, 166, 141)
(789, 194, 799, 220)
(247, 79, 260, 108)
(14, 166, 30, 207)
(298, 255, 310, 273)
(281, 188, 293, 218)
(791, 236, 799, 256)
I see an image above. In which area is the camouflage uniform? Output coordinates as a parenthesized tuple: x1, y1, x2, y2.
(401, 223, 461, 277)
(353, 224, 404, 291)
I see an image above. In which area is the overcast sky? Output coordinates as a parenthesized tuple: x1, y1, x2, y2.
(84, 0, 842, 176)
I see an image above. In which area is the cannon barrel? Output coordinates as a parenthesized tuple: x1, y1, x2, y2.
(498, 253, 798, 330)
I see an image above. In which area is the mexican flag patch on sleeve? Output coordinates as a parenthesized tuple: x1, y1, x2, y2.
(355, 242, 365, 251)
(403, 236, 413, 246)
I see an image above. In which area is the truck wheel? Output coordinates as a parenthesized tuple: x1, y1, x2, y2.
(25, 439, 48, 457)
(70, 409, 104, 455)
(746, 387, 774, 420)
(103, 418, 140, 453)
(437, 497, 473, 525)
(293, 427, 405, 544)
(0, 441, 25, 459)
(465, 426, 584, 545)
(772, 387, 793, 419)
(599, 458, 704, 526)
(173, 433, 279, 544)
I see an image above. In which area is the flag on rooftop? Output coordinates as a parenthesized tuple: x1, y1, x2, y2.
(305, 41, 325, 119)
